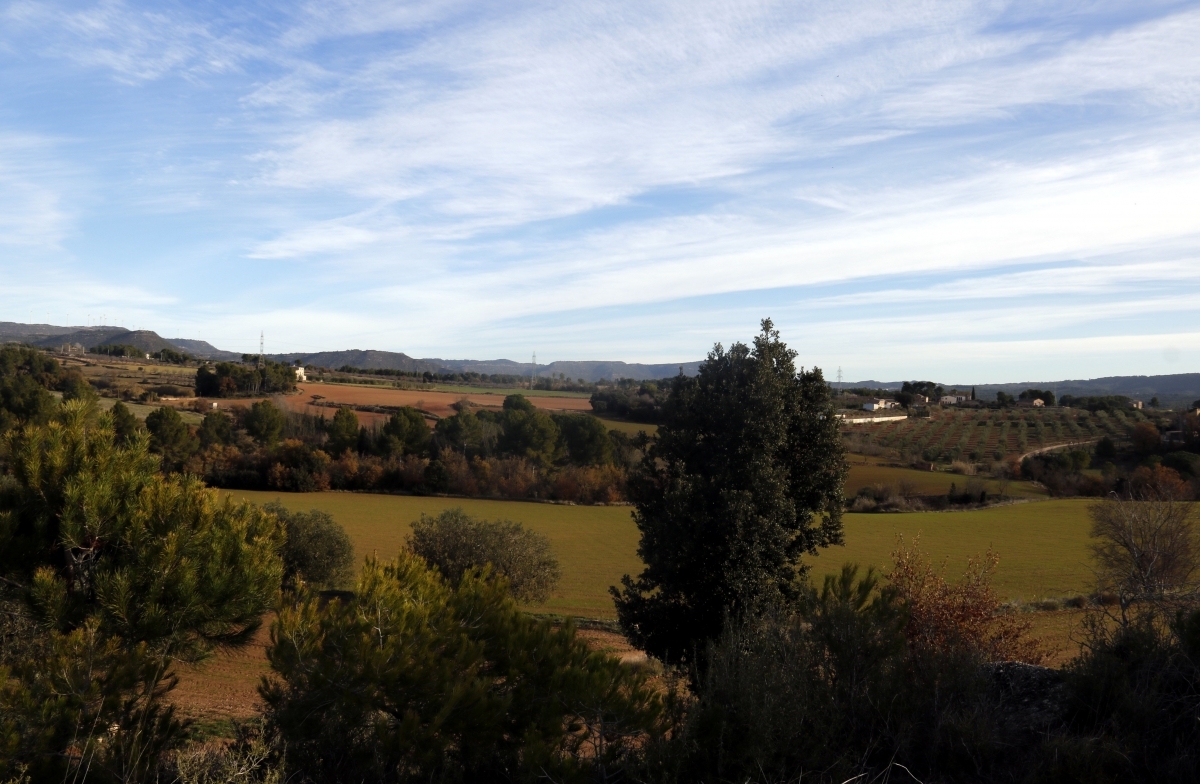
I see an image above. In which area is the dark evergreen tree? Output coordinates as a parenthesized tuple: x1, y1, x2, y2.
(381, 406, 430, 455)
(612, 320, 847, 666)
(324, 405, 360, 455)
(197, 409, 234, 447)
(244, 399, 285, 445)
(0, 401, 283, 781)
(109, 400, 142, 445)
(145, 405, 198, 469)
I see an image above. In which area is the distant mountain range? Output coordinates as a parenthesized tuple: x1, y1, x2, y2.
(847, 375, 1200, 408)
(0, 322, 241, 360)
(268, 349, 704, 382)
(2, 321, 1196, 397)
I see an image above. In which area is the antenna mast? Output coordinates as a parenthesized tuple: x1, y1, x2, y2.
(258, 331, 264, 368)
(837, 366, 843, 393)
(531, 351, 536, 390)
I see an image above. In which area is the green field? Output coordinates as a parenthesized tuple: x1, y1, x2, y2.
(815, 500, 1096, 600)
(218, 491, 641, 618)
(845, 463, 1047, 499)
(95, 397, 204, 424)
(594, 414, 658, 437)
(220, 491, 1097, 618)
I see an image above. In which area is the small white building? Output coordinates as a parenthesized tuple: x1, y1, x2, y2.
(294, 366, 307, 382)
(863, 399, 900, 411)
(1129, 399, 1143, 410)
(939, 395, 969, 405)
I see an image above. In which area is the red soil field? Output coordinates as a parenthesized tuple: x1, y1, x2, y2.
(196, 383, 594, 427)
(291, 383, 594, 418)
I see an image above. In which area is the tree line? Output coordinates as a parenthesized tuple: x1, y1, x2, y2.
(195, 359, 296, 397)
(134, 394, 639, 504)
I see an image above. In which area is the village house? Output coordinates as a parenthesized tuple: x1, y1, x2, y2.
(862, 399, 900, 411)
(939, 395, 969, 405)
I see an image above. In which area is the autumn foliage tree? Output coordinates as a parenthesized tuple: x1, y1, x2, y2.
(888, 537, 1044, 664)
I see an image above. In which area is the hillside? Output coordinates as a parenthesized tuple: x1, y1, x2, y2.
(166, 338, 241, 361)
(267, 350, 704, 381)
(269, 350, 442, 373)
(30, 328, 179, 354)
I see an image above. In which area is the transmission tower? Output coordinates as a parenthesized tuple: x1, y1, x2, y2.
(258, 331, 264, 368)
(837, 366, 843, 393)
(531, 351, 537, 390)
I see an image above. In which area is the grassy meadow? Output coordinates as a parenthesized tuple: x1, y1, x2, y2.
(220, 490, 1097, 618)
(218, 490, 643, 618)
(845, 462, 1047, 499)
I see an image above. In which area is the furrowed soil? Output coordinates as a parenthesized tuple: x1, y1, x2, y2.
(292, 382, 595, 418)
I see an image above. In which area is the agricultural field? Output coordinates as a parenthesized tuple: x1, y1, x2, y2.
(287, 382, 594, 419)
(421, 383, 591, 399)
(843, 407, 1144, 463)
(218, 490, 642, 618)
(69, 356, 199, 401)
(219, 491, 1096, 616)
(845, 462, 1047, 499)
(95, 396, 203, 424)
(179, 491, 1100, 725)
(593, 413, 658, 437)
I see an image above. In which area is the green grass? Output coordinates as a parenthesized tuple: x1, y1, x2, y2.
(846, 464, 1046, 498)
(218, 491, 641, 618)
(812, 499, 1096, 600)
(219, 491, 1099, 619)
(95, 397, 203, 424)
(593, 414, 658, 437)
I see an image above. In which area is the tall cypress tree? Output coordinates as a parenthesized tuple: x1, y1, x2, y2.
(612, 320, 847, 666)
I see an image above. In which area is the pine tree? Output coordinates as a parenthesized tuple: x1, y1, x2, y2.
(0, 400, 284, 781)
(263, 552, 663, 782)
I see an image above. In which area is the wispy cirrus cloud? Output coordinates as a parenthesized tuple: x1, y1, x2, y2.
(0, 0, 1198, 379)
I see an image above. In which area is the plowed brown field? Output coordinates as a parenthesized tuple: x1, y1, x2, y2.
(199, 383, 594, 425)
(293, 383, 594, 417)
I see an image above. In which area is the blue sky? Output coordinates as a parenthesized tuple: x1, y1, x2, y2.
(1, 0, 1198, 382)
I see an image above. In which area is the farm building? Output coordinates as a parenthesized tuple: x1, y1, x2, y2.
(863, 399, 900, 411)
(294, 366, 307, 382)
(939, 395, 969, 405)
(1128, 399, 1143, 410)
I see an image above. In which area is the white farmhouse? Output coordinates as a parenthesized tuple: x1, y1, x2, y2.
(294, 366, 307, 382)
(863, 399, 900, 411)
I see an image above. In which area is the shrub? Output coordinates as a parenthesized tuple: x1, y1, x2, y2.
(265, 502, 355, 590)
(654, 565, 1013, 783)
(262, 553, 662, 783)
(889, 537, 1045, 663)
(408, 508, 560, 603)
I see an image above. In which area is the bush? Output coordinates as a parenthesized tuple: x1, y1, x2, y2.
(652, 565, 1012, 783)
(244, 400, 285, 445)
(265, 502, 355, 590)
(889, 537, 1045, 663)
(408, 508, 560, 603)
(262, 552, 662, 783)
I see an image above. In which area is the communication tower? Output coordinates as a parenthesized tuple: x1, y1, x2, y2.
(531, 351, 537, 390)
(837, 366, 843, 393)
